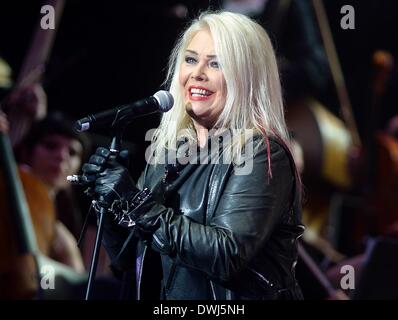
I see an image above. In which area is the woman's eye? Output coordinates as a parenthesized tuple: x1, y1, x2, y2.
(185, 56, 197, 64)
(209, 61, 220, 69)
(69, 148, 77, 157)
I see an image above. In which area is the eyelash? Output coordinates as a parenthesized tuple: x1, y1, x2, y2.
(184, 56, 220, 69)
(185, 56, 197, 64)
(209, 61, 220, 69)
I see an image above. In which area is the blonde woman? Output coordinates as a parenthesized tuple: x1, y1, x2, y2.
(83, 11, 304, 300)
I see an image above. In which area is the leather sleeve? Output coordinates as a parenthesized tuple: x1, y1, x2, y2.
(135, 140, 295, 282)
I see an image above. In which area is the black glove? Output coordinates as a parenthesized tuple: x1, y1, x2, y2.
(81, 147, 137, 205)
(82, 147, 154, 228)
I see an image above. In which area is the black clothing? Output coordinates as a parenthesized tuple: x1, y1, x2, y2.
(102, 136, 304, 300)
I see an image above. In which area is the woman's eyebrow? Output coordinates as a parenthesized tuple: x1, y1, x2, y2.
(185, 49, 198, 55)
(185, 49, 217, 59)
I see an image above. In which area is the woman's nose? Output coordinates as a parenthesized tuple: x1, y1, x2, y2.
(191, 63, 207, 81)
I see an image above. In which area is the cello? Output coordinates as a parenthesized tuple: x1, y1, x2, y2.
(283, 0, 361, 262)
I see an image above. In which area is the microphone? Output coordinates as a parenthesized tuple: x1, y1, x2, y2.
(74, 90, 174, 132)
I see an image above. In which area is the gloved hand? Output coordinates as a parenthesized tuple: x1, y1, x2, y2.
(81, 147, 155, 228)
(81, 147, 138, 206)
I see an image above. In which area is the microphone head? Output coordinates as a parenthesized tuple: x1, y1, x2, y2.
(74, 119, 89, 132)
(153, 90, 174, 112)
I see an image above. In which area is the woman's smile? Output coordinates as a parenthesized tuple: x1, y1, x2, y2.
(188, 85, 215, 101)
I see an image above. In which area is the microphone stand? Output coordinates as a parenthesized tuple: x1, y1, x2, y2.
(85, 130, 123, 300)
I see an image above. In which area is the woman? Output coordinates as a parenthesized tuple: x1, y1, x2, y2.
(0, 112, 87, 298)
(16, 113, 90, 261)
(83, 11, 304, 300)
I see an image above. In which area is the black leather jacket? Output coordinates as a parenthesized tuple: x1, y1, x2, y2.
(102, 136, 304, 300)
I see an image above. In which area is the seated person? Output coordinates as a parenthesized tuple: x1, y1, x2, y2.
(0, 112, 89, 298)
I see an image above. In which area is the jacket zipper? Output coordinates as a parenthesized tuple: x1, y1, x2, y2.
(248, 267, 274, 288)
(153, 233, 165, 249)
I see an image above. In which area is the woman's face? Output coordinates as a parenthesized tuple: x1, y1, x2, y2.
(179, 29, 227, 129)
(30, 134, 83, 191)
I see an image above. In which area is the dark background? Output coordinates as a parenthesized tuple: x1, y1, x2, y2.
(0, 0, 397, 178)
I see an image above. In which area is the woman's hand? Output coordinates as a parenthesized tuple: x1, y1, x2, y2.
(81, 147, 138, 205)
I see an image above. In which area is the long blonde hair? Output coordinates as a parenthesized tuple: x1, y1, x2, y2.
(152, 11, 291, 168)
